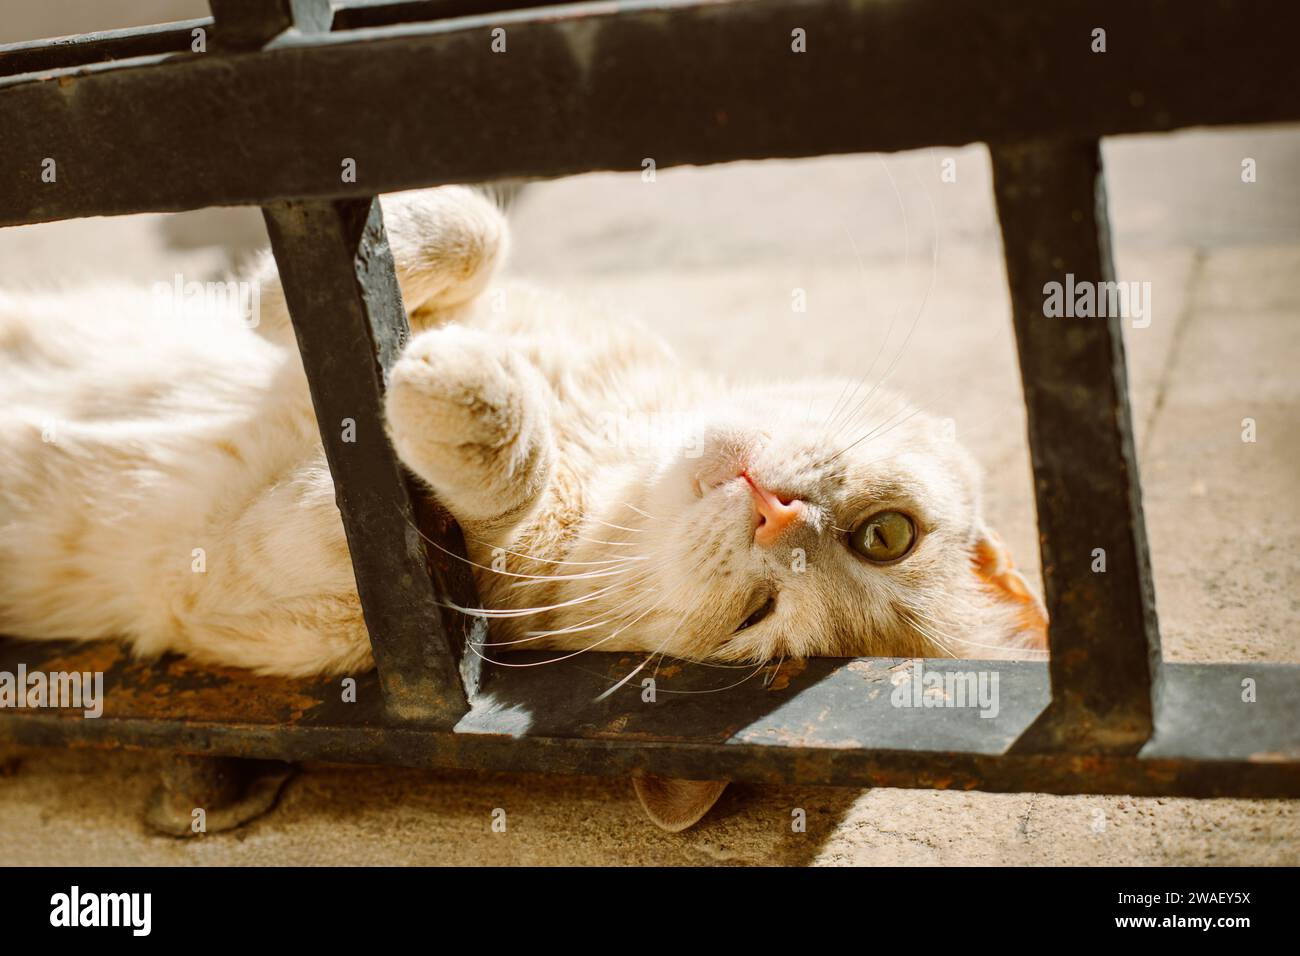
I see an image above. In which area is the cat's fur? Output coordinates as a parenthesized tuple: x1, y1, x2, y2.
(0, 186, 1045, 829)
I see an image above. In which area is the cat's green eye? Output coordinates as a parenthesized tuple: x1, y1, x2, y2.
(849, 511, 917, 563)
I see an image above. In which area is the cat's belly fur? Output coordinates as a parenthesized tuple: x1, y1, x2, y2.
(0, 288, 371, 675)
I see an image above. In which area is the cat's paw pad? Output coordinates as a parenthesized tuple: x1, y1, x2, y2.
(386, 326, 531, 453)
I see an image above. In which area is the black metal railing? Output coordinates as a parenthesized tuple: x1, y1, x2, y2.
(1, 0, 1297, 799)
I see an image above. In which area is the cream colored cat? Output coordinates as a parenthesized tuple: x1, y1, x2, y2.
(0, 186, 1045, 830)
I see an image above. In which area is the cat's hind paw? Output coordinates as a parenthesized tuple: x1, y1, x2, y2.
(380, 187, 508, 322)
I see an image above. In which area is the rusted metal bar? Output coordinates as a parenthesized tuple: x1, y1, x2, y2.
(0, 19, 210, 77)
(262, 198, 480, 724)
(1, 641, 1297, 796)
(330, 0, 600, 31)
(0, 2, 574, 77)
(4, 0, 1300, 227)
(990, 139, 1161, 753)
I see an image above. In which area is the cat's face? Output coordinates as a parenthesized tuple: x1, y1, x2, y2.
(564, 382, 1046, 663)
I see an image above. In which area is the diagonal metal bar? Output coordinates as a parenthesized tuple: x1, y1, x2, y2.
(262, 198, 481, 724)
(991, 139, 1162, 753)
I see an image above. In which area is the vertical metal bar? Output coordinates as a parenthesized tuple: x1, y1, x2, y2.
(990, 139, 1161, 753)
(262, 198, 481, 724)
(211, 0, 483, 723)
(206, 0, 483, 727)
(208, 0, 332, 50)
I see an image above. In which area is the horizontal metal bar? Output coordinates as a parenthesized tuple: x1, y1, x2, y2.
(331, 0, 601, 31)
(1, 641, 1296, 797)
(0, 3, 580, 76)
(0, 3, 534, 76)
(262, 198, 481, 723)
(0, 19, 211, 76)
(3, 0, 1299, 227)
(991, 139, 1162, 753)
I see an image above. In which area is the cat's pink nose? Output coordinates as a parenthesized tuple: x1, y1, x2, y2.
(742, 472, 803, 546)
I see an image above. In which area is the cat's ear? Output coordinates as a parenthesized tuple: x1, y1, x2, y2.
(633, 775, 728, 832)
(971, 527, 1048, 651)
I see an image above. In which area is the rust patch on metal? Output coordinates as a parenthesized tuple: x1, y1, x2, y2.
(10, 642, 327, 725)
(765, 657, 806, 691)
(604, 714, 630, 734)
(109, 658, 325, 724)
(38, 642, 125, 675)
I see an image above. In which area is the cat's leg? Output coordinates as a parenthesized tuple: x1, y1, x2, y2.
(249, 186, 507, 347)
(161, 458, 375, 678)
(384, 325, 553, 532)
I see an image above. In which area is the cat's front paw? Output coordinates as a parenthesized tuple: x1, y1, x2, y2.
(389, 325, 526, 448)
(386, 326, 551, 526)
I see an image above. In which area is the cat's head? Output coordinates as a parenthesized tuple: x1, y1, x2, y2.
(568, 380, 1046, 663)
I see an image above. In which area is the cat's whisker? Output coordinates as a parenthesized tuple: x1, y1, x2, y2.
(503, 551, 677, 599)
(522, 618, 618, 640)
(418, 528, 644, 585)
(900, 598, 1048, 659)
(823, 303, 1019, 471)
(573, 535, 640, 548)
(820, 162, 915, 435)
(641, 657, 771, 696)
(504, 563, 647, 587)
(684, 658, 769, 669)
(821, 316, 903, 439)
(467, 586, 666, 667)
(477, 617, 620, 647)
(586, 546, 729, 695)
(589, 517, 647, 534)
(448, 582, 628, 619)
(651, 648, 671, 681)
(823, 160, 940, 447)
(596, 603, 697, 700)
(819, 388, 947, 467)
(454, 548, 685, 622)
(399, 507, 656, 591)
(594, 651, 657, 701)
(465, 536, 635, 567)
(762, 652, 786, 688)
(485, 582, 670, 648)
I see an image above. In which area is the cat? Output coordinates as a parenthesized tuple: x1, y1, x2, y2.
(0, 186, 1046, 830)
